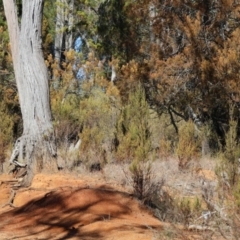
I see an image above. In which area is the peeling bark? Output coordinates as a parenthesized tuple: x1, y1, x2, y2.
(3, 0, 57, 187)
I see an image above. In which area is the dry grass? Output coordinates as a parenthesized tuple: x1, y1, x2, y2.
(2, 152, 237, 239)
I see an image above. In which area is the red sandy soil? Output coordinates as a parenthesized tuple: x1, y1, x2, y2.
(0, 172, 216, 240)
(0, 172, 164, 240)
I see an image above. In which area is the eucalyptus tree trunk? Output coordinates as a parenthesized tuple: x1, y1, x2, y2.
(65, 0, 74, 51)
(149, 2, 156, 44)
(54, 0, 74, 62)
(3, 0, 57, 187)
(54, 0, 65, 63)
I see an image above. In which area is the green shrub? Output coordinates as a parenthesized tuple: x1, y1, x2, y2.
(177, 196, 203, 226)
(52, 85, 120, 169)
(216, 106, 240, 187)
(129, 162, 153, 201)
(79, 87, 120, 166)
(52, 93, 81, 147)
(176, 120, 201, 168)
(116, 86, 158, 200)
(116, 86, 152, 163)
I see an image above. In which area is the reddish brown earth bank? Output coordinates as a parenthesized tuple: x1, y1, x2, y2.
(0, 173, 163, 240)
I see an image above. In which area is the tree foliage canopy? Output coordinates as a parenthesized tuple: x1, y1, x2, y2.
(0, 0, 240, 170)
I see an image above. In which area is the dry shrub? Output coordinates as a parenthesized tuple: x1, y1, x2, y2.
(0, 102, 14, 172)
(215, 107, 240, 228)
(52, 92, 81, 142)
(176, 120, 201, 168)
(154, 225, 178, 240)
(123, 160, 202, 228)
(51, 93, 82, 169)
(216, 119, 240, 187)
(154, 191, 203, 227)
(52, 86, 120, 170)
(0, 139, 5, 172)
(176, 197, 203, 226)
(157, 112, 180, 159)
(49, 49, 117, 170)
(123, 161, 165, 205)
(78, 87, 120, 169)
(230, 214, 240, 240)
(159, 138, 172, 160)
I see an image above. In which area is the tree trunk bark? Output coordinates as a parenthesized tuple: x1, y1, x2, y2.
(54, 0, 64, 63)
(3, 0, 57, 187)
(54, 0, 74, 62)
(65, 0, 74, 51)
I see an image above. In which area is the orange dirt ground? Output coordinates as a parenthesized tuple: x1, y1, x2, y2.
(0, 172, 164, 240)
(0, 171, 216, 240)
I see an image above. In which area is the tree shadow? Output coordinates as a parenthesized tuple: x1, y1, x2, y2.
(0, 186, 161, 239)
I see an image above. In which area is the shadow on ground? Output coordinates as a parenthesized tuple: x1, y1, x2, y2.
(0, 186, 161, 240)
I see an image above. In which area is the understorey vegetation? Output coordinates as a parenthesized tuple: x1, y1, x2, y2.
(1, 0, 240, 238)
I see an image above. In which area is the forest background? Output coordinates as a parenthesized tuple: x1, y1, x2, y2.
(0, 0, 240, 234)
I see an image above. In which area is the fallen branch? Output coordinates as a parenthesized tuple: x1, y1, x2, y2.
(203, 198, 228, 222)
(188, 224, 214, 232)
(1, 189, 16, 208)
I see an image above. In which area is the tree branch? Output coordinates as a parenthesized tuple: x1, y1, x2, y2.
(169, 105, 187, 121)
(168, 106, 178, 134)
